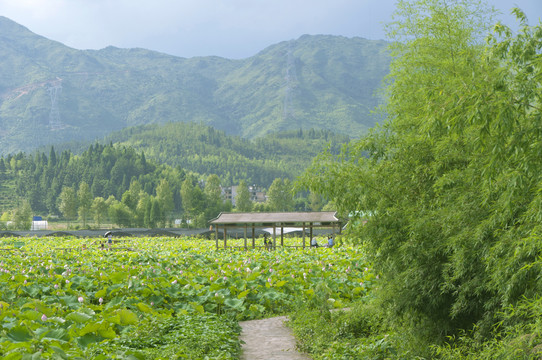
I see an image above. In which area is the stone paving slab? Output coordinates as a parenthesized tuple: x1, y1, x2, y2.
(239, 316, 312, 360)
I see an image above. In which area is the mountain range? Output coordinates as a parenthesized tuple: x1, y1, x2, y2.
(0, 16, 390, 155)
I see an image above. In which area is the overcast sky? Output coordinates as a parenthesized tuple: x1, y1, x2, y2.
(0, 0, 540, 59)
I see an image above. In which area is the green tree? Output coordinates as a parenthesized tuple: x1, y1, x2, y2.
(156, 179, 174, 226)
(298, 0, 503, 348)
(109, 200, 133, 228)
(0, 211, 11, 223)
(204, 174, 224, 221)
(180, 176, 205, 227)
(204, 174, 222, 201)
(91, 197, 108, 228)
(77, 181, 92, 227)
(235, 180, 253, 212)
(144, 196, 153, 228)
(12, 200, 32, 230)
(121, 180, 142, 211)
(267, 178, 294, 212)
(135, 192, 151, 227)
(307, 192, 324, 212)
(58, 186, 78, 225)
(149, 197, 162, 228)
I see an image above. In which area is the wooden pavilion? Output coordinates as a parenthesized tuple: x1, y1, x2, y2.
(209, 211, 341, 250)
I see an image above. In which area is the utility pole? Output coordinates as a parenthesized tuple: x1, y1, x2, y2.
(47, 78, 63, 130)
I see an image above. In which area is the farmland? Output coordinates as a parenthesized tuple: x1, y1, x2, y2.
(0, 237, 374, 359)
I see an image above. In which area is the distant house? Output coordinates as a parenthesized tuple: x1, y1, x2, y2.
(222, 184, 266, 206)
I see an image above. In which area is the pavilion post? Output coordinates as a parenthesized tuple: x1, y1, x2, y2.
(302, 222, 306, 249)
(273, 225, 276, 250)
(244, 224, 247, 249)
(223, 226, 227, 249)
(215, 226, 219, 250)
(280, 224, 284, 247)
(252, 224, 255, 249)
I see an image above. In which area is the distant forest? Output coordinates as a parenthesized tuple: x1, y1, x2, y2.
(0, 124, 338, 229)
(106, 122, 350, 186)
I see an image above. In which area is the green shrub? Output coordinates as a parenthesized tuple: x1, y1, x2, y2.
(433, 297, 542, 359)
(288, 300, 403, 360)
(88, 313, 242, 359)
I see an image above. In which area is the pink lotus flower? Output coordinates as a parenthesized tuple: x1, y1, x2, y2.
(99, 298, 103, 304)
(78, 297, 84, 303)
(41, 314, 47, 321)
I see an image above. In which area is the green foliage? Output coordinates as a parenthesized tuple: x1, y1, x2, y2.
(0, 236, 372, 357)
(77, 182, 92, 227)
(156, 179, 174, 226)
(298, 0, 542, 355)
(107, 122, 350, 187)
(108, 200, 133, 228)
(1, 143, 190, 222)
(180, 176, 205, 225)
(434, 296, 542, 359)
(267, 178, 294, 212)
(235, 180, 253, 212)
(93, 313, 242, 359)
(12, 200, 32, 230)
(289, 300, 401, 360)
(58, 186, 78, 222)
(91, 197, 108, 227)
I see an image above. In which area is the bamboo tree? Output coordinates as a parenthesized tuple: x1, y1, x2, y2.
(298, 0, 502, 346)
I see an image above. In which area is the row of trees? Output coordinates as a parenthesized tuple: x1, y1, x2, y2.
(0, 143, 328, 230)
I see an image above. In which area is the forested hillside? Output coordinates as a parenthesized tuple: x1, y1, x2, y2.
(0, 126, 336, 228)
(0, 143, 234, 228)
(1, 144, 181, 215)
(106, 122, 350, 186)
(0, 15, 389, 155)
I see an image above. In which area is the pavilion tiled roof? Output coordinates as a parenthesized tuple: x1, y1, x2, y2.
(209, 211, 339, 225)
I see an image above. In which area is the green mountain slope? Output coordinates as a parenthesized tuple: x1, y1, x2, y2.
(0, 16, 389, 155)
(105, 122, 350, 186)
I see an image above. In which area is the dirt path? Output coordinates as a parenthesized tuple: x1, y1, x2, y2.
(239, 316, 312, 360)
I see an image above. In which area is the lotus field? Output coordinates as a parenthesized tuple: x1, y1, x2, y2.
(0, 236, 375, 359)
